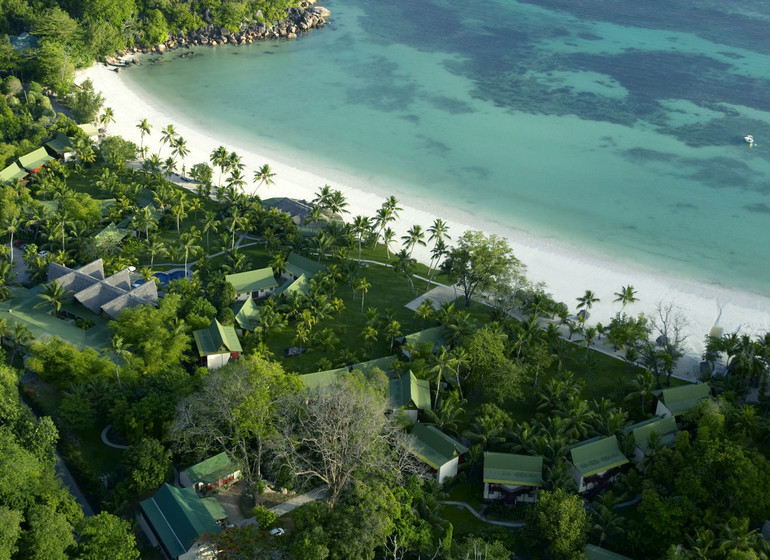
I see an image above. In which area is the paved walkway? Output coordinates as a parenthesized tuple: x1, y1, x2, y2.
(438, 501, 523, 528)
(100, 425, 129, 450)
(236, 487, 327, 527)
(405, 285, 458, 312)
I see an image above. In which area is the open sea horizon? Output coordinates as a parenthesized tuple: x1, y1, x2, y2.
(123, 0, 770, 297)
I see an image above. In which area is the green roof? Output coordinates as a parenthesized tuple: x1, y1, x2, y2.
(300, 367, 348, 392)
(483, 452, 544, 487)
(657, 383, 711, 415)
(631, 416, 678, 453)
(401, 326, 446, 351)
(45, 132, 74, 154)
(585, 544, 633, 560)
(193, 319, 242, 357)
(94, 223, 128, 246)
(0, 162, 27, 183)
(275, 274, 310, 297)
(351, 355, 398, 378)
(407, 423, 468, 469)
(389, 371, 432, 411)
(78, 123, 99, 138)
(18, 147, 54, 171)
(201, 497, 227, 521)
(233, 297, 263, 331)
(98, 199, 116, 216)
(139, 484, 221, 558)
(183, 452, 238, 486)
(285, 251, 325, 278)
(0, 287, 111, 351)
(570, 436, 629, 477)
(226, 268, 278, 294)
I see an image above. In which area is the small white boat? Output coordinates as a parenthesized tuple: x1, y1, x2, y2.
(745, 134, 755, 145)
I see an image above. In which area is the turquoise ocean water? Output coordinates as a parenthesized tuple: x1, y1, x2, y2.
(123, 0, 770, 295)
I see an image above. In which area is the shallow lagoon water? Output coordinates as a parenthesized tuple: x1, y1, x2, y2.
(124, 0, 770, 295)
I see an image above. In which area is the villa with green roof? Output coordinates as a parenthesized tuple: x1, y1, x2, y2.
(389, 371, 431, 422)
(282, 251, 325, 282)
(300, 367, 349, 393)
(407, 423, 469, 483)
(233, 297, 263, 332)
(483, 452, 544, 503)
(45, 132, 76, 162)
(18, 147, 54, 173)
(180, 452, 241, 493)
(0, 162, 27, 183)
(193, 319, 242, 369)
(78, 122, 99, 141)
(654, 383, 711, 418)
(274, 273, 310, 298)
(138, 483, 224, 560)
(226, 268, 278, 301)
(629, 416, 678, 462)
(569, 435, 629, 494)
(585, 544, 632, 560)
(397, 326, 447, 359)
(93, 223, 129, 247)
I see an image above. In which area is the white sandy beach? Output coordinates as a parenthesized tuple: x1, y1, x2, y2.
(80, 62, 770, 377)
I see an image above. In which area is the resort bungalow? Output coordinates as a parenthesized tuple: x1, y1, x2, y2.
(569, 435, 629, 494)
(654, 383, 711, 418)
(0, 162, 27, 184)
(78, 123, 100, 142)
(45, 132, 76, 162)
(193, 319, 242, 369)
(233, 297, 263, 333)
(407, 423, 468, 483)
(226, 268, 278, 301)
(48, 259, 157, 319)
(397, 326, 447, 359)
(389, 371, 431, 422)
(93, 223, 129, 248)
(180, 452, 241, 493)
(138, 483, 225, 560)
(282, 251, 325, 282)
(483, 452, 544, 504)
(262, 197, 315, 227)
(629, 416, 678, 462)
(274, 273, 310, 298)
(300, 367, 349, 394)
(18, 147, 54, 174)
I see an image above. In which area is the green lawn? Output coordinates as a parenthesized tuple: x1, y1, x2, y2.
(438, 503, 492, 535)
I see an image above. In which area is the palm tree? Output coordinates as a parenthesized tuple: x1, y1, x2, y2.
(394, 249, 416, 293)
(136, 118, 152, 157)
(312, 184, 334, 211)
(328, 190, 349, 217)
(159, 124, 177, 157)
(171, 192, 188, 236)
(426, 218, 450, 284)
(227, 168, 247, 192)
(178, 230, 202, 279)
(202, 211, 220, 251)
(253, 164, 276, 191)
(351, 215, 371, 262)
(382, 227, 396, 259)
(623, 370, 655, 414)
(142, 153, 162, 175)
(227, 151, 244, 173)
(384, 195, 402, 218)
(106, 335, 132, 390)
(10, 322, 32, 361)
(34, 280, 72, 316)
(613, 285, 638, 310)
(576, 289, 599, 322)
(227, 209, 248, 251)
(210, 146, 229, 187)
(401, 224, 427, 257)
(430, 347, 453, 409)
(172, 136, 190, 178)
(99, 107, 115, 132)
(2, 211, 22, 265)
(132, 205, 157, 239)
(355, 277, 370, 312)
(385, 320, 402, 352)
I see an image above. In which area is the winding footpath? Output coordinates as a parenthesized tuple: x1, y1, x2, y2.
(438, 501, 523, 528)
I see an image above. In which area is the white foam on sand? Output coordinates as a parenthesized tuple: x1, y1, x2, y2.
(81, 62, 770, 377)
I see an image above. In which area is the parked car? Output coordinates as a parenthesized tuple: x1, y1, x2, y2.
(13, 240, 24, 247)
(269, 528, 285, 536)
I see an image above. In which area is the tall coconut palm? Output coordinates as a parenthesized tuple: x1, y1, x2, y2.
(136, 118, 152, 157)
(2, 211, 22, 265)
(227, 168, 247, 192)
(394, 249, 416, 293)
(351, 215, 371, 262)
(171, 136, 190, 178)
(177, 230, 202, 279)
(171, 192, 188, 236)
(576, 290, 600, 323)
(145, 238, 166, 268)
(10, 322, 31, 362)
(158, 124, 177, 157)
(99, 107, 115, 132)
(385, 320, 402, 352)
(613, 285, 638, 310)
(431, 347, 453, 409)
(382, 227, 396, 259)
(142, 153, 162, 175)
(312, 184, 334, 211)
(426, 218, 450, 286)
(401, 224, 427, 257)
(105, 335, 132, 390)
(202, 211, 220, 251)
(328, 189, 349, 217)
(253, 164, 276, 191)
(210, 146, 229, 187)
(227, 209, 248, 251)
(34, 280, 72, 315)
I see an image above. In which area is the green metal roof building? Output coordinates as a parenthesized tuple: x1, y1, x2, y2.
(193, 319, 242, 369)
(483, 452, 544, 502)
(180, 452, 241, 491)
(139, 483, 222, 559)
(389, 371, 431, 420)
(585, 544, 633, 560)
(654, 383, 711, 417)
(233, 297, 263, 331)
(0, 162, 27, 183)
(93, 223, 129, 246)
(18, 147, 53, 172)
(570, 435, 629, 493)
(300, 367, 349, 393)
(78, 123, 99, 139)
(226, 268, 278, 299)
(398, 326, 446, 358)
(630, 416, 678, 457)
(274, 273, 310, 298)
(350, 355, 398, 378)
(45, 132, 75, 157)
(407, 423, 469, 483)
(284, 251, 325, 280)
